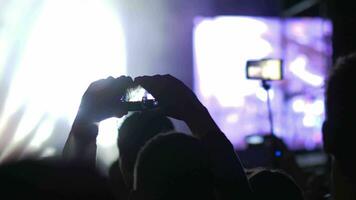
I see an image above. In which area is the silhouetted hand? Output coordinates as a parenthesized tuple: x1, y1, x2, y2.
(78, 76, 133, 123)
(136, 75, 252, 198)
(63, 76, 133, 165)
(134, 74, 204, 121)
(134, 74, 220, 138)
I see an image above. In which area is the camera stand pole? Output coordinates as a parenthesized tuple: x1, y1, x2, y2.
(262, 80, 274, 135)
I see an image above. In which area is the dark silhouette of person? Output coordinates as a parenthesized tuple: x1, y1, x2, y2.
(62, 76, 175, 199)
(0, 159, 115, 199)
(133, 75, 252, 199)
(131, 132, 215, 200)
(109, 112, 174, 199)
(248, 168, 304, 200)
(108, 160, 130, 200)
(64, 74, 252, 200)
(117, 111, 174, 188)
(323, 53, 356, 199)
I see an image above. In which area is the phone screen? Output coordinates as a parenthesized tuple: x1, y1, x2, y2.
(122, 86, 158, 111)
(124, 85, 155, 102)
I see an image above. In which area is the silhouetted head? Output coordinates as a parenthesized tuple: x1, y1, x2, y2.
(248, 169, 304, 200)
(323, 53, 356, 181)
(0, 159, 114, 199)
(118, 111, 174, 188)
(132, 132, 215, 200)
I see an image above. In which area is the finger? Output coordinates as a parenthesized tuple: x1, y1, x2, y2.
(116, 76, 133, 88)
(86, 78, 113, 94)
(134, 75, 164, 98)
(134, 75, 162, 85)
(111, 76, 133, 96)
(88, 78, 107, 88)
(134, 76, 155, 92)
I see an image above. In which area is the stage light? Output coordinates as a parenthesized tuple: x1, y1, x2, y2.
(303, 115, 317, 127)
(310, 100, 324, 116)
(0, 0, 127, 164)
(292, 99, 305, 113)
(256, 88, 274, 102)
(289, 55, 324, 87)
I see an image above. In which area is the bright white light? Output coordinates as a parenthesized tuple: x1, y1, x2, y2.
(303, 115, 317, 127)
(309, 100, 324, 116)
(289, 55, 324, 87)
(97, 118, 123, 147)
(292, 99, 305, 113)
(29, 118, 55, 149)
(256, 88, 274, 102)
(246, 135, 264, 145)
(12, 103, 45, 143)
(0, 0, 127, 162)
(194, 16, 274, 107)
(40, 147, 57, 158)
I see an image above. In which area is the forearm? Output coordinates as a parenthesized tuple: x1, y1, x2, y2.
(62, 113, 98, 168)
(200, 130, 252, 199)
(62, 76, 131, 167)
(184, 106, 252, 199)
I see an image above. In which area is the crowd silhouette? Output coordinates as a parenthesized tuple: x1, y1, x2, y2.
(0, 53, 356, 199)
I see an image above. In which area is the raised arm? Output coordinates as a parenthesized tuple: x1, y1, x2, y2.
(63, 76, 133, 167)
(135, 74, 252, 200)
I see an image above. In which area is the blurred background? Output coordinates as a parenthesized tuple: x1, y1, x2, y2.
(0, 0, 355, 172)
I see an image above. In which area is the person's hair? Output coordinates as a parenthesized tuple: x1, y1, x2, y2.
(324, 53, 356, 179)
(117, 111, 174, 187)
(133, 132, 215, 200)
(248, 168, 304, 200)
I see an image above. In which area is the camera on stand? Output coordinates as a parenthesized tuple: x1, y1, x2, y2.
(246, 58, 283, 135)
(240, 58, 284, 168)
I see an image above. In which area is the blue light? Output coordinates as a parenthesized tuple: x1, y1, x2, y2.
(274, 150, 282, 157)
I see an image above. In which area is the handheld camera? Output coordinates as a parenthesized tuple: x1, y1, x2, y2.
(121, 85, 159, 111)
(246, 58, 283, 81)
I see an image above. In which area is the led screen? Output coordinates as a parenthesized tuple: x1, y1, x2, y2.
(193, 16, 332, 150)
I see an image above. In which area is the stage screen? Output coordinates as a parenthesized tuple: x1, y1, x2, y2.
(193, 16, 332, 150)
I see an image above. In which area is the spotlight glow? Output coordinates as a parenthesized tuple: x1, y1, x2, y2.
(289, 56, 324, 87)
(0, 0, 127, 163)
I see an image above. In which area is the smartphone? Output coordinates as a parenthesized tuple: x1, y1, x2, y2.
(121, 85, 159, 111)
(246, 59, 283, 81)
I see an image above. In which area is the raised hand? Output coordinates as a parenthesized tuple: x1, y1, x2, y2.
(63, 76, 133, 165)
(78, 76, 133, 123)
(134, 74, 204, 121)
(135, 74, 252, 198)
